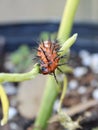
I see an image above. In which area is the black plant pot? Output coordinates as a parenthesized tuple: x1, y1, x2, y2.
(0, 22, 98, 53)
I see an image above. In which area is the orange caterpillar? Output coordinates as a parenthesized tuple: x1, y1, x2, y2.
(33, 40, 66, 83)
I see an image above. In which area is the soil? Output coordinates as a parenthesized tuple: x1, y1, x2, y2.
(0, 50, 98, 130)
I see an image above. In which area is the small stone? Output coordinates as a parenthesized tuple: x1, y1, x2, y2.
(79, 50, 91, 66)
(3, 82, 17, 95)
(82, 56, 91, 66)
(73, 67, 88, 78)
(68, 80, 78, 90)
(61, 108, 68, 112)
(53, 99, 60, 112)
(92, 89, 98, 100)
(10, 122, 19, 130)
(4, 61, 15, 72)
(8, 107, 17, 120)
(79, 50, 90, 59)
(78, 86, 87, 94)
(90, 54, 98, 73)
(10, 95, 17, 107)
(90, 79, 98, 87)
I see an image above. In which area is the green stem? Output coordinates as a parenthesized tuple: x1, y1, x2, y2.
(33, 34, 77, 130)
(0, 64, 40, 83)
(58, 75, 67, 113)
(34, 0, 80, 130)
(34, 76, 58, 130)
(57, 0, 80, 43)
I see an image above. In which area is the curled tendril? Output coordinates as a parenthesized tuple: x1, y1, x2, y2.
(0, 84, 9, 126)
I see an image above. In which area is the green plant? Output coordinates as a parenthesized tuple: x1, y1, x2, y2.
(34, 0, 79, 130)
(10, 45, 32, 72)
(0, 0, 80, 129)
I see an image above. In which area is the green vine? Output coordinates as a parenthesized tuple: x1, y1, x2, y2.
(34, 0, 80, 130)
(0, 0, 80, 129)
(0, 64, 40, 83)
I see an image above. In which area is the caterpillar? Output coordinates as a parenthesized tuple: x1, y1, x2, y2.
(33, 40, 66, 83)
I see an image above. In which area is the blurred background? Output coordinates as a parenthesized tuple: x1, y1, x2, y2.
(0, 0, 98, 52)
(0, 0, 98, 24)
(0, 1, 98, 130)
